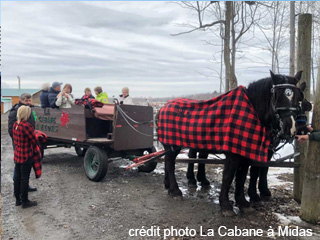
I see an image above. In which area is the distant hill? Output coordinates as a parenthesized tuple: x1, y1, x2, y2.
(132, 91, 221, 105)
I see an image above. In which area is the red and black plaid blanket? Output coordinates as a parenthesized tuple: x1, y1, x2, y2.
(157, 86, 271, 162)
(75, 95, 104, 109)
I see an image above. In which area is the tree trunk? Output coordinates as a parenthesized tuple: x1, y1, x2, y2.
(293, 14, 312, 203)
(289, 1, 295, 76)
(300, 66, 320, 224)
(224, 1, 232, 92)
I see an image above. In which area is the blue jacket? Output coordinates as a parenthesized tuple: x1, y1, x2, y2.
(40, 90, 50, 108)
(48, 87, 60, 108)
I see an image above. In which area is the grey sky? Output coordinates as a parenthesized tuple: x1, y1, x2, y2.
(2, 1, 285, 98)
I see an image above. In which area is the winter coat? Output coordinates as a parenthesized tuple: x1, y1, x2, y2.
(55, 93, 75, 108)
(48, 87, 61, 108)
(40, 90, 50, 108)
(118, 95, 133, 105)
(309, 130, 320, 142)
(95, 92, 109, 104)
(8, 102, 35, 139)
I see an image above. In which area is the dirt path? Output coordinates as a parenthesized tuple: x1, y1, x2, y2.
(1, 114, 319, 240)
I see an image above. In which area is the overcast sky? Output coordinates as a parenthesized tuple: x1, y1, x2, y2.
(1, 1, 291, 98)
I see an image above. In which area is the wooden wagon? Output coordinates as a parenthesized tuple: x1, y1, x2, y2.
(34, 104, 156, 181)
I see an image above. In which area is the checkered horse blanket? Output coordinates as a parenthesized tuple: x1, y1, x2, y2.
(157, 86, 271, 162)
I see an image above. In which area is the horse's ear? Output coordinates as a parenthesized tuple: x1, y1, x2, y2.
(294, 71, 303, 83)
(270, 70, 278, 85)
(300, 82, 307, 92)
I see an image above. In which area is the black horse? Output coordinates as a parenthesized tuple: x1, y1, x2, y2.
(157, 71, 305, 216)
(248, 82, 312, 202)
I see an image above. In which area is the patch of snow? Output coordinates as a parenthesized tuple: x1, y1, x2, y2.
(274, 213, 291, 226)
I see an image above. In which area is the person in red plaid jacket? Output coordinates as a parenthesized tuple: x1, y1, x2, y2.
(13, 105, 42, 208)
(8, 93, 37, 192)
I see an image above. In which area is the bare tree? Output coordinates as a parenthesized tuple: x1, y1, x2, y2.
(256, 2, 289, 73)
(172, 1, 259, 92)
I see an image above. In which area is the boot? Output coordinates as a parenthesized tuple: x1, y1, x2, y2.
(15, 196, 22, 206)
(22, 200, 37, 209)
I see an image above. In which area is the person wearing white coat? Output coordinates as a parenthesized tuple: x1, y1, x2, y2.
(56, 84, 75, 108)
(118, 87, 133, 105)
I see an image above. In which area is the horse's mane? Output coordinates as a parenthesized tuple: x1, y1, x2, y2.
(246, 77, 274, 129)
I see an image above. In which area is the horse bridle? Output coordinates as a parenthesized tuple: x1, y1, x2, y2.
(270, 78, 301, 143)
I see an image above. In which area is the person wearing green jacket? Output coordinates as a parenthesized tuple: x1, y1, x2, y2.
(296, 126, 320, 143)
(94, 86, 109, 104)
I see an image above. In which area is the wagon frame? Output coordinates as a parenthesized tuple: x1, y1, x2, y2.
(34, 104, 157, 181)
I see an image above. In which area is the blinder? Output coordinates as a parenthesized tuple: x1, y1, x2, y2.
(270, 82, 301, 142)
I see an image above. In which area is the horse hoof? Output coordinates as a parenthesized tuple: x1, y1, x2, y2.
(261, 196, 272, 202)
(188, 179, 197, 187)
(250, 194, 262, 203)
(260, 189, 271, 197)
(200, 179, 210, 187)
(221, 209, 236, 217)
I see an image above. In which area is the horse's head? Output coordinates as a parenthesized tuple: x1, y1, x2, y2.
(270, 70, 307, 141)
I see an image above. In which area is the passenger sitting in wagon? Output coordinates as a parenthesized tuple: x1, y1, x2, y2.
(40, 83, 51, 108)
(81, 87, 95, 100)
(55, 84, 75, 109)
(118, 87, 133, 105)
(48, 82, 62, 108)
(94, 86, 109, 104)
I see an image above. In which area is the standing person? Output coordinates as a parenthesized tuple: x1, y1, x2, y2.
(55, 84, 75, 108)
(118, 87, 133, 105)
(40, 83, 51, 108)
(94, 86, 109, 104)
(48, 82, 62, 108)
(296, 126, 320, 143)
(8, 93, 37, 192)
(81, 87, 95, 99)
(13, 106, 40, 208)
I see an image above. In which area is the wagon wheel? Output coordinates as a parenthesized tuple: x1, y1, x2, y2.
(84, 146, 108, 182)
(75, 146, 87, 157)
(138, 146, 158, 173)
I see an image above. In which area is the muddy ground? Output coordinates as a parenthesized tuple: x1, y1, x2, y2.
(1, 114, 320, 240)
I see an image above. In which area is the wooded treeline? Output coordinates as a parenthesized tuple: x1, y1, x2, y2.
(173, 1, 320, 94)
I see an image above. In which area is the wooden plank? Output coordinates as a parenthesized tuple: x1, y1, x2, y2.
(34, 105, 87, 142)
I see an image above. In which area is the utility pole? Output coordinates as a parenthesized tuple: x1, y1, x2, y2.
(17, 76, 21, 89)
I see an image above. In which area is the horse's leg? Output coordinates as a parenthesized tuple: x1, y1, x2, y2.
(219, 153, 238, 216)
(259, 167, 271, 199)
(164, 159, 170, 189)
(165, 147, 182, 199)
(197, 151, 210, 186)
(248, 166, 262, 202)
(235, 159, 253, 212)
(259, 149, 272, 199)
(187, 149, 197, 186)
